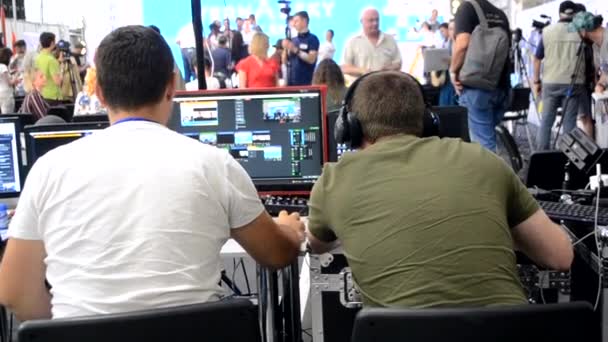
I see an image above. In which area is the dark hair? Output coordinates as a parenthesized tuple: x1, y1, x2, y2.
(353, 72, 425, 140)
(574, 3, 586, 13)
(0, 48, 12, 66)
(191, 52, 213, 73)
(249, 14, 256, 21)
(39, 32, 56, 49)
(149, 25, 161, 34)
(439, 23, 449, 30)
(95, 25, 174, 111)
(312, 59, 345, 105)
(14, 40, 26, 48)
(294, 11, 310, 23)
(231, 30, 245, 61)
(421, 22, 431, 30)
(218, 35, 228, 46)
(327, 29, 334, 38)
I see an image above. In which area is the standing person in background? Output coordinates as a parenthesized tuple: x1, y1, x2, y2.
(342, 8, 402, 82)
(312, 59, 347, 112)
(318, 29, 336, 61)
(236, 33, 279, 88)
(231, 30, 248, 67)
(176, 23, 197, 82)
(270, 39, 285, 81)
(35, 32, 63, 104)
(451, 0, 511, 152)
(71, 42, 88, 82)
(10, 40, 26, 97)
(211, 35, 232, 79)
(438, 20, 458, 106)
(236, 17, 244, 32)
(427, 9, 441, 32)
(242, 20, 255, 47)
(208, 21, 222, 51)
(186, 55, 221, 91)
(249, 14, 263, 33)
(222, 19, 233, 48)
(0, 48, 15, 113)
(437, 23, 450, 48)
(283, 11, 319, 86)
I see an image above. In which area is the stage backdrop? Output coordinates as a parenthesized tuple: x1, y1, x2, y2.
(142, 0, 450, 78)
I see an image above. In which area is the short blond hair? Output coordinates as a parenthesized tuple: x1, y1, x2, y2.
(249, 32, 269, 59)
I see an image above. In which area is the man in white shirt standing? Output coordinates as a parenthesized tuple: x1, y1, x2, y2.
(318, 29, 336, 61)
(341, 8, 402, 82)
(176, 23, 197, 82)
(0, 25, 304, 321)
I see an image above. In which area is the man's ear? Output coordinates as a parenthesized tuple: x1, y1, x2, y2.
(167, 71, 177, 100)
(95, 83, 108, 108)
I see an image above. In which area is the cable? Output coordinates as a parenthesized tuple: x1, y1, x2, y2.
(241, 258, 252, 296)
(573, 231, 596, 246)
(539, 269, 546, 304)
(593, 164, 603, 311)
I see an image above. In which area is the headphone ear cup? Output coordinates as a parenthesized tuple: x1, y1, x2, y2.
(334, 109, 350, 144)
(422, 108, 440, 137)
(347, 113, 364, 149)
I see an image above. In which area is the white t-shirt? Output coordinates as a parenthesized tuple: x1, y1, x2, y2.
(177, 23, 196, 49)
(9, 120, 264, 318)
(0, 64, 13, 98)
(318, 41, 336, 61)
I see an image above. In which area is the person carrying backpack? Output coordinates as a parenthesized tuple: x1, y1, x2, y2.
(450, 0, 511, 152)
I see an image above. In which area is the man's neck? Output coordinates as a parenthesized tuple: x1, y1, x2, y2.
(298, 29, 309, 35)
(41, 47, 53, 54)
(109, 108, 163, 126)
(365, 32, 381, 43)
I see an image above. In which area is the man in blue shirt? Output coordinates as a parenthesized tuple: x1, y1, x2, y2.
(283, 11, 319, 86)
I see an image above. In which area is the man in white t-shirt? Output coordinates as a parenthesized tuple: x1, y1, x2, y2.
(176, 23, 197, 82)
(318, 29, 336, 61)
(0, 25, 304, 321)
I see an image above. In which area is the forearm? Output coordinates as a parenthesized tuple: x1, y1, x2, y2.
(294, 50, 316, 65)
(269, 224, 301, 267)
(533, 58, 542, 83)
(341, 64, 368, 77)
(450, 47, 466, 74)
(3, 287, 52, 321)
(307, 231, 338, 254)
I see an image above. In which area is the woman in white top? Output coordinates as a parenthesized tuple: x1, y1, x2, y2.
(74, 67, 107, 116)
(0, 48, 17, 114)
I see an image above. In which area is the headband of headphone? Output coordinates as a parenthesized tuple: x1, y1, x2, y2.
(335, 71, 439, 149)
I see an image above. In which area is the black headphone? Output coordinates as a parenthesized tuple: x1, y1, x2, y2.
(335, 71, 440, 149)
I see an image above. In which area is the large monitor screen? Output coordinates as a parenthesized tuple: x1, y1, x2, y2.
(170, 89, 326, 189)
(25, 122, 109, 167)
(0, 118, 22, 197)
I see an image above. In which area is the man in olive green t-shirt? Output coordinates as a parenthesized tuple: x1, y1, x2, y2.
(307, 71, 574, 308)
(35, 32, 63, 102)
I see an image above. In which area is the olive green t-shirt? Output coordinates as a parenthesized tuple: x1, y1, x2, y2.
(36, 50, 63, 101)
(308, 135, 539, 308)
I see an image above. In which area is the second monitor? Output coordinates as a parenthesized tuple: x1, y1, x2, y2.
(170, 88, 326, 190)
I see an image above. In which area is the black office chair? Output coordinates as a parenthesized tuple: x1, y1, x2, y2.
(503, 87, 535, 151)
(18, 298, 261, 342)
(351, 302, 597, 342)
(47, 106, 73, 123)
(431, 105, 470, 142)
(496, 124, 523, 173)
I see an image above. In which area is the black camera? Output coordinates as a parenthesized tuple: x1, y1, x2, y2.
(278, 0, 291, 15)
(56, 39, 71, 58)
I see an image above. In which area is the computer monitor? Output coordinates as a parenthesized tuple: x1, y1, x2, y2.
(170, 88, 327, 191)
(0, 117, 23, 199)
(24, 122, 109, 167)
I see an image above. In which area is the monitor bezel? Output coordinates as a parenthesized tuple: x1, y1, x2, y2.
(0, 117, 24, 199)
(172, 86, 329, 193)
(24, 122, 110, 167)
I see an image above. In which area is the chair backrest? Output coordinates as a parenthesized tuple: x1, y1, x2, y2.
(496, 125, 523, 172)
(351, 302, 597, 342)
(72, 113, 109, 123)
(431, 106, 470, 142)
(508, 87, 531, 113)
(18, 298, 261, 342)
(47, 106, 73, 123)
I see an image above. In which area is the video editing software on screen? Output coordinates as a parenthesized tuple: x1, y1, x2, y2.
(171, 90, 324, 187)
(0, 119, 21, 196)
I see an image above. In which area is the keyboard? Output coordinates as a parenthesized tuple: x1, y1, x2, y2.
(538, 200, 608, 226)
(261, 195, 309, 216)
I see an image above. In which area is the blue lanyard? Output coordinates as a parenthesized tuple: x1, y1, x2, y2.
(113, 117, 158, 125)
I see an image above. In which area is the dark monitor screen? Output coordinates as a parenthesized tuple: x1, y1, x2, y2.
(0, 117, 23, 198)
(25, 122, 109, 166)
(170, 88, 326, 190)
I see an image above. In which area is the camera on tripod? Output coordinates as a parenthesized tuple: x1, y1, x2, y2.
(278, 0, 292, 39)
(56, 40, 71, 59)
